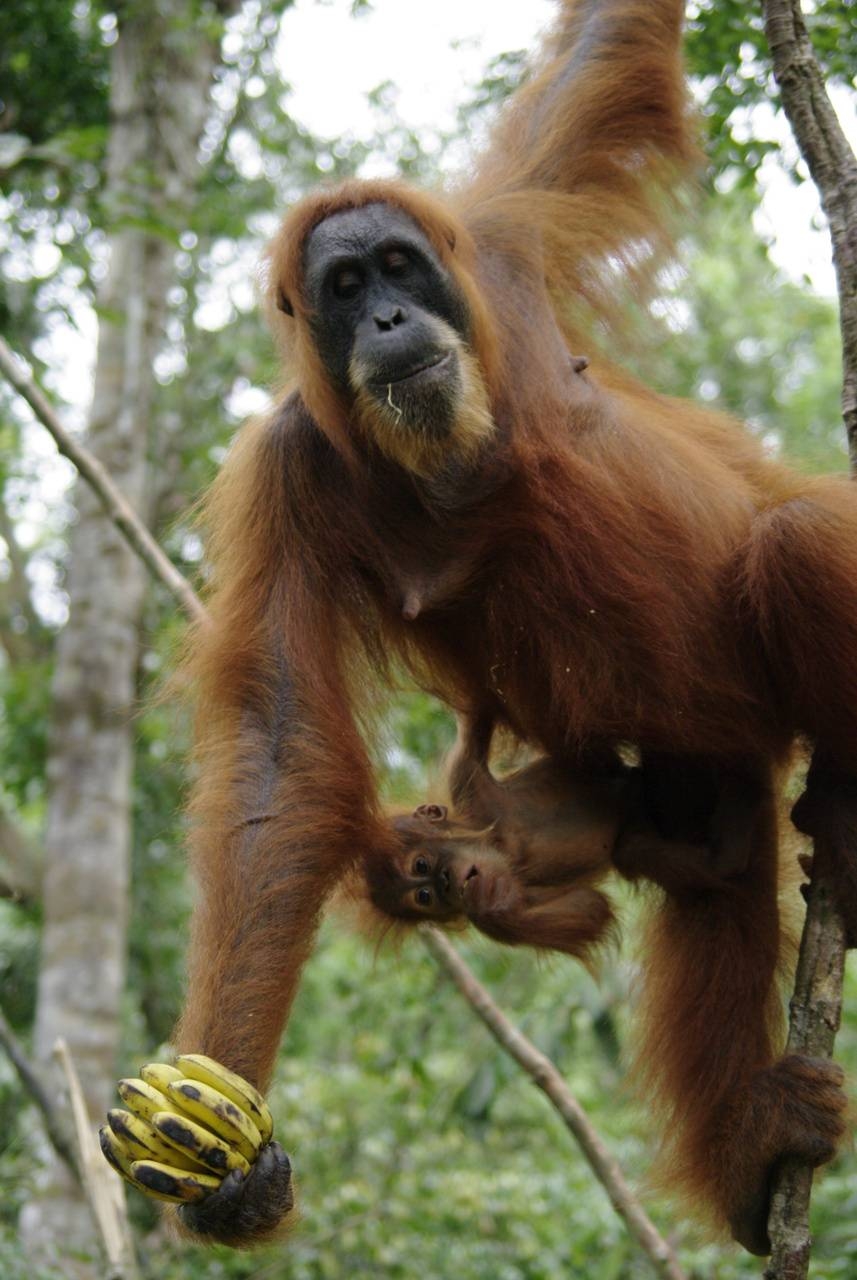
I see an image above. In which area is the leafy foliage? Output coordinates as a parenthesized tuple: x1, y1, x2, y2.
(630, 187, 845, 470)
(686, 0, 857, 181)
(0, 0, 109, 148)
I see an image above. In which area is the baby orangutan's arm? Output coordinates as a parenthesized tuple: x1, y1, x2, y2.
(462, 870, 614, 959)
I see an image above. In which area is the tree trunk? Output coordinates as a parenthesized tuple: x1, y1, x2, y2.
(19, 5, 234, 1270)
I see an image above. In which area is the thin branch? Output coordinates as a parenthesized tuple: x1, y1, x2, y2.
(764, 843, 845, 1280)
(0, 337, 208, 629)
(0, 560, 39, 666)
(54, 1038, 139, 1280)
(0, 1004, 78, 1175)
(0, 583, 33, 666)
(760, 1, 857, 1275)
(420, 926, 687, 1280)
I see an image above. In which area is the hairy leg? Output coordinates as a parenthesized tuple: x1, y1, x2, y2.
(722, 1056, 846, 1253)
(447, 708, 501, 825)
(630, 787, 846, 1254)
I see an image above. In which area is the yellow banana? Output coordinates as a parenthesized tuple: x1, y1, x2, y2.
(176, 1053, 274, 1143)
(140, 1061, 184, 1092)
(130, 1159, 220, 1203)
(166, 1078, 262, 1163)
(100, 1123, 139, 1180)
(106, 1108, 161, 1162)
(117, 1077, 174, 1124)
(100, 1125, 183, 1201)
(152, 1109, 251, 1176)
(107, 1108, 208, 1173)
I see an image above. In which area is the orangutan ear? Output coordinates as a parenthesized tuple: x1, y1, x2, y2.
(276, 288, 293, 316)
(414, 803, 448, 823)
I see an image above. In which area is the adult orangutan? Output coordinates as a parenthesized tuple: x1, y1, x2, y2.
(103, 0, 856, 1257)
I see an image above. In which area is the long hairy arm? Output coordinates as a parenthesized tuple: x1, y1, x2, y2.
(478, 0, 690, 188)
(460, 0, 696, 318)
(175, 400, 383, 1090)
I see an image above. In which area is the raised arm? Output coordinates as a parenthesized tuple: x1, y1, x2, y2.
(461, 0, 696, 312)
(470, 0, 690, 199)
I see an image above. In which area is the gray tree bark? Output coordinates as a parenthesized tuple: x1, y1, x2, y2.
(760, 1, 857, 1271)
(19, 4, 237, 1270)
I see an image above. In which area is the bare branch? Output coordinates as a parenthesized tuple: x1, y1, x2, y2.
(760, 1, 857, 1273)
(54, 1038, 139, 1280)
(764, 845, 845, 1278)
(0, 337, 208, 629)
(0, 1005, 78, 1175)
(420, 926, 688, 1280)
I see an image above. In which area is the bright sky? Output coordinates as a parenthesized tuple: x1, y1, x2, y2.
(278, 0, 555, 140)
(276, 0, 856, 296)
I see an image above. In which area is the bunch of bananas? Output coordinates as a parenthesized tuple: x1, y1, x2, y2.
(99, 1054, 273, 1205)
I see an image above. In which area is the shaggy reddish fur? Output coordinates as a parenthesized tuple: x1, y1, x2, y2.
(175, 0, 854, 1247)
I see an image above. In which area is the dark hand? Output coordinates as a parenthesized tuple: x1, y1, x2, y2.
(726, 1055, 846, 1256)
(178, 1141, 294, 1247)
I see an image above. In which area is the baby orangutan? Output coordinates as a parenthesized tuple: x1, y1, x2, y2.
(362, 742, 633, 959)
(361, 716, 775, 960)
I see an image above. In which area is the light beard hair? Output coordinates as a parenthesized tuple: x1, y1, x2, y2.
(349, 319, 495, 476)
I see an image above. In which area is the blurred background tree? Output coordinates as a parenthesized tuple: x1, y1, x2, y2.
(0, 1, 855, 1276)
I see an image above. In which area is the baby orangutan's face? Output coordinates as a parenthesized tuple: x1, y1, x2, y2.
(371, 803, 506, 923)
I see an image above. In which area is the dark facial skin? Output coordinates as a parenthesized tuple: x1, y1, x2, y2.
(400, 841, 466, 920)
(302, 204, 471, 432)
(386, 806, 507, 923)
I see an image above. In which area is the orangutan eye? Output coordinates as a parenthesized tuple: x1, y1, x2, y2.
(415, 888, 433, 907)
(413, 857, 430, 876)
(383, 249, 410, 276)
(332, 267, 363, 299)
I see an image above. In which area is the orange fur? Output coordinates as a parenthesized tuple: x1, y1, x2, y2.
(174, 0, 854, 1250)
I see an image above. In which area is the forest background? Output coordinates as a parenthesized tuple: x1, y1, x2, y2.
(1, 1, 856, 1277)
